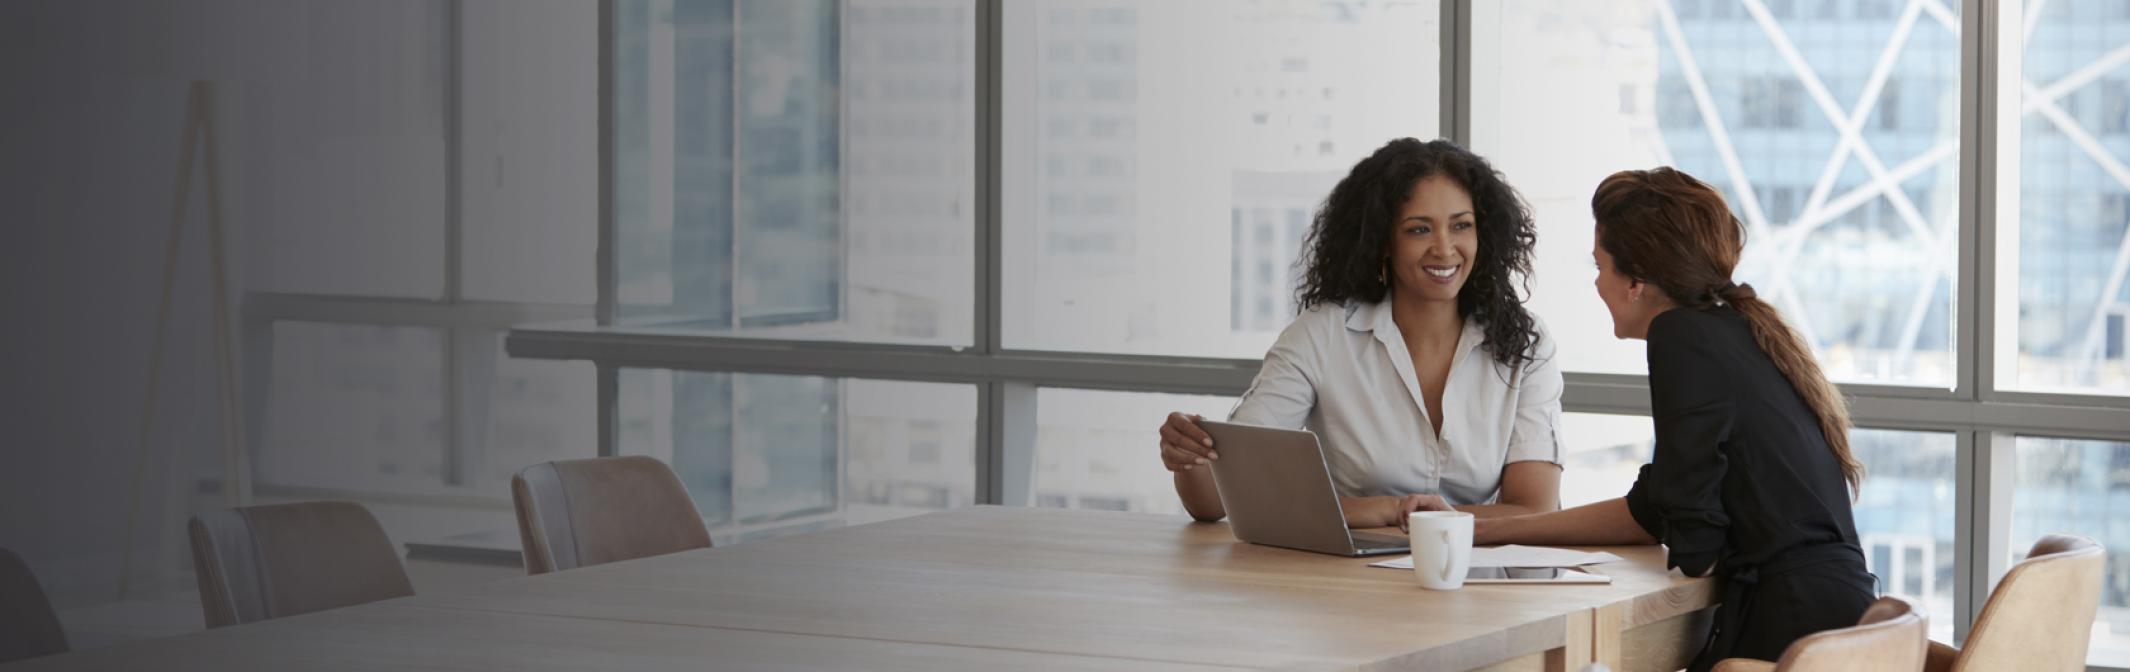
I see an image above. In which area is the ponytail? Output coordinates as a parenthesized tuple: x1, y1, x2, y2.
(1721, 285, 1862, 494)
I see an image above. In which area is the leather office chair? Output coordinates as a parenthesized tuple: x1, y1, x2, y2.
(511, 456, 712, 575)
(0, 548, 69, 663)
(188, 501, 415, 628)
(1712, 595, 1928, 672)
(1923, 534, 2105, 672)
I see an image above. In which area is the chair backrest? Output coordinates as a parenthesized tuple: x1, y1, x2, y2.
(1769, 595, 1928, 671)
(187, 501, 414, 628)
(1949, 534, 2106, 672)
(0, 548, 69, 663)
(511, 456, 712, 575)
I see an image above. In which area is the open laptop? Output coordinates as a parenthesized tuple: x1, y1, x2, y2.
(1199, 419, 1410, 557)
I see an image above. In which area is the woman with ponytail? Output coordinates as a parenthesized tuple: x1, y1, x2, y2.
(1475, 167, 1873, 670)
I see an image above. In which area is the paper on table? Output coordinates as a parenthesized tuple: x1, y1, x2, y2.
(1368, 544, 1626, 570)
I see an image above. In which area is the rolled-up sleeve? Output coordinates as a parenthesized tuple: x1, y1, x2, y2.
(1623, 463, 1665, 540)
(1637, 315, 1734, 577)
(1505, 326, 1564, 465)
(1227, 318, 1317, 429)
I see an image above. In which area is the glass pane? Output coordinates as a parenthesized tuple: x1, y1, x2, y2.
(1559, 413, 1654, 508)
(734, 375, 839, 522)
(611, 0, 975, 345)
(1850, 429, 1955, 644)
(245, 2, 448, 299)
(617, 370, 976, 544)
(1477, 1, 1958, 385)
(1001, 1, 1441, 357)
(476, 338, 598, 491)
(2011, 1, 2130, 395)
(2012, 437, 2130, 667)
(736, 0, 840, 327)
(460, 0, 598, 304)
(1031, 388, 1236, 514)
(260, 323, 447, 494)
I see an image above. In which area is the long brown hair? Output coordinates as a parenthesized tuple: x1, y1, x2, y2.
(1591, 167, 1862, 494)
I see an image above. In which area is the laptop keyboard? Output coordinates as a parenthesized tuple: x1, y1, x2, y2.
(1352, 533, 1407, 549)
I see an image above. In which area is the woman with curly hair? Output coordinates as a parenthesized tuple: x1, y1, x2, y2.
(1157, 138, 1564, 528)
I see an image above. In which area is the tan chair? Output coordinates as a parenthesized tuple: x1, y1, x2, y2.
(1711, 595, 1928, 672)
(511, 456, 712, 575)
(1924, 534, 2105, 672)
(0, 548, 69, 663)
(187, 501, 415, 628)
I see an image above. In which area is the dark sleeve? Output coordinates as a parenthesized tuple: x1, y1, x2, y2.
(1623, 463, 1664, 541)
(1640, 314, 1734, 577)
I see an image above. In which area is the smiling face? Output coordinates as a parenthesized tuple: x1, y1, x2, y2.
(1387, 175, 1479, 304)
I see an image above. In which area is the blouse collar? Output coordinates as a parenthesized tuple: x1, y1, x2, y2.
(1345, 295, 1485, 360)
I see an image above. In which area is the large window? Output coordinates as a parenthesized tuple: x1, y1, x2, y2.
(1476, 0, 1961, 386)
(1000, 0, 1441, 358)
(484, 4, 2130, 665)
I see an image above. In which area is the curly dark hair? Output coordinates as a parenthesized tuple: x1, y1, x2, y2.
(1295, 138, 1541, 371)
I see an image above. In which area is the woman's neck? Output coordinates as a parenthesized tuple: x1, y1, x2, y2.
(1389, 289, 1463, 346)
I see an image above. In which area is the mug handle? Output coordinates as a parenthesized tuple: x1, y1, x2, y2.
(1438, 530, 1455, 582)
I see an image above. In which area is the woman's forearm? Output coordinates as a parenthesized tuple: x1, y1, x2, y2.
(1453, 502, 1552, 519)
(1174, 467, 1226, 521)
(1477, 497, 1656, 546)
(1473, 461, 1562, 519)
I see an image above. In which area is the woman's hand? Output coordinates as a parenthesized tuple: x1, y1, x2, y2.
(1157, 412, 1218, 472)
(1342, 494, 1455, 529)
(1470, 498, 1656, 547)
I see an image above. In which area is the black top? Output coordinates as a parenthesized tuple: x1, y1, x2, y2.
(1624, 307, 1862, 577)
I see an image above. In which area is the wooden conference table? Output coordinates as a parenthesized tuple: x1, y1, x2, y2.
(14, 507, 1717, 671)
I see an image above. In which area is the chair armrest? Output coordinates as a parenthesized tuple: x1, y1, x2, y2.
(1924, 640, 1960, 672)
(1711, 659, 1777, 672)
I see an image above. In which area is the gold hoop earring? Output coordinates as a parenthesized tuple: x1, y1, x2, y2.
(1378, 262, 1388, 285)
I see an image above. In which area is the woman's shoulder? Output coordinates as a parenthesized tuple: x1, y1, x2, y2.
(1644, 307, 1757, 379)
(1648, 306, 1751, 345)
(1297, 300, 1354, 322)
(1521, 312, 1557, 357)
(1281, 300, 1368, 337)
(1648, 306, 1728, 341)
(1473, 312, 1559, 381)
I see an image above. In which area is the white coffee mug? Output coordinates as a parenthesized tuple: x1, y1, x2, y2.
(1408, 510, 1474, 590)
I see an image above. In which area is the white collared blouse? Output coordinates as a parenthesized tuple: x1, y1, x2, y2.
(1227, 298, 1565, 506)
